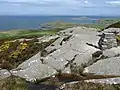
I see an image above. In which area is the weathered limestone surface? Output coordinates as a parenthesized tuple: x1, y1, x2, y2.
(83, 55, 120, 84)
(103, 46, 120, 58)
(45, 36, 69, 54)
(102, 28, 120, 33)
(10, 53, 57, 82)
(41, 27, 101, 73)
(0, 69, 11, 80)
(84, 56, 120, 75)
(9, 27, 101, 82)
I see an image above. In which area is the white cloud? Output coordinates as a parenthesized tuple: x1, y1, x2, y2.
(0, 0, 46, 4)
(106, 1, 120, 5)
(0, 0, 90, 6)
(0, 0, 120, 15)
(84, 0, 89, 4)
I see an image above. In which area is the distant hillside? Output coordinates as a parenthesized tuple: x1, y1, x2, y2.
(104, 21, 120, 29)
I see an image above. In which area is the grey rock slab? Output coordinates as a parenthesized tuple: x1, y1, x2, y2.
(60, 27, 98, 35)
(83, 56, 120, 75)
(0, 69, 11, 80)
(61, 45, 101, 74)
(45, 36, 67, 53)
(60, 27, 100, 45)
(45, 27, 100, 56)
(42, 31, 101, 73)
(17, 52, 41, 69)
(11, 62, 57, 82)
(11, 52, 57, 82)
(37, 35, 59, 43)
(102, 28, 120, 33)
(72, 30, 100, 46)
(103, 46, 120, 58)
(85, 78, 120, 84)
(59, 27, 75, 34)
(44, 44, 100, 73)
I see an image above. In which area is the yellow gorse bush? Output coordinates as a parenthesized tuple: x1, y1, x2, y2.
(19, 42, 28, 50)
(9, 42, 28, 59)
(9, 50, 21, 59)
(0, 41, 10, 52)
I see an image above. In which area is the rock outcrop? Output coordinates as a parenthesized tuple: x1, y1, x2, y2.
(7, 27, 101, 82)
(1, 26, 120, 88)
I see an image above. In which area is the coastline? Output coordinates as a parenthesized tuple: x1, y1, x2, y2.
(0, 16, 120, 31)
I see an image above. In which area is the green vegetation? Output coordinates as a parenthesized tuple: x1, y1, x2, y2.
(64, 81, 120, 90)
(0, 29, 59, 40)
(97, 18, 120, 30)
(98, 18, 120, 25)
(78, 23, 105, 30)
(0, 38, 58, 69)
(80, 18, 120, 30)
(104, 21, 120, 29)
(0, 76, 27, 90)
(40, 21, 80, 29)
(44, 21, 106, 30)
(1, 19, 120, 40)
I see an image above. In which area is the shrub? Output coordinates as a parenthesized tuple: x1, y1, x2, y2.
(0, 76, 27, 90)
(0, 38, 57, 69)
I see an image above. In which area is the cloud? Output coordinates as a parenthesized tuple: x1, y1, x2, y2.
(0, 0, 118, 8)
(106, 1, 120, 5)
(0, 0, 120, 15)
(0, 0, 92, 7)
(0, 0, 49, 6)
(84, 0, 89, 4)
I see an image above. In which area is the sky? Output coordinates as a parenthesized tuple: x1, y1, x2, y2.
(0, 0, 120, 16)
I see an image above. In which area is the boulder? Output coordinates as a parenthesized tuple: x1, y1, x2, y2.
(10, 53, 57, 82)
(103, 46, 120, 58)
(102, 28, 120, 33)
(83, 56, 120, 76)
(41, 27, 101, 74)
(0, 69, 11, 80)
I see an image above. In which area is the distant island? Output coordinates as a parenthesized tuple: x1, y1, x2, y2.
(71, 16, 90, 20)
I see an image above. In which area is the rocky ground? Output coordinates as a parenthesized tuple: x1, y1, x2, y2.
(1, 26, 120, 90)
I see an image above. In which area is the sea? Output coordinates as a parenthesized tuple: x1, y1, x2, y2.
(0, 15, 120, 31)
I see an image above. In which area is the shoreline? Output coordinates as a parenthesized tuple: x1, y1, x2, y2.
(0, 16, 120, 31)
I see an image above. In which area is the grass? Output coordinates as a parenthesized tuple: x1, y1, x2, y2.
(40, 21, 79, 29)
(0, 29, 60, 40)
(0, 76, 27, 90)
(63, 81, 120, 90)
(78, 24, 105, 30)
(1, 76, 120, 90)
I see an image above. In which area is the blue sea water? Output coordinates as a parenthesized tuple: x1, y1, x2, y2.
(0, 16, 120, 31)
